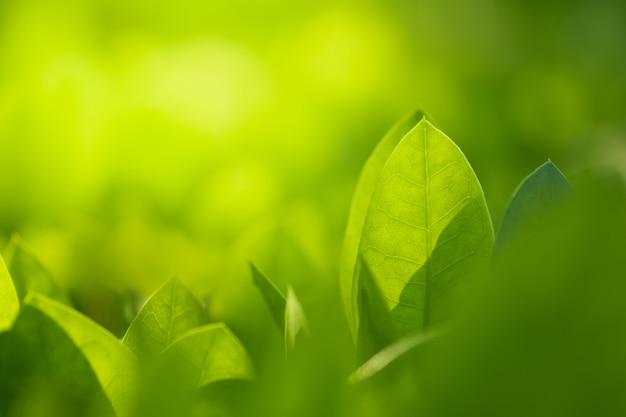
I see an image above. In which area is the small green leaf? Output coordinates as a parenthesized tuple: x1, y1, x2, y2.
(3, 235, 72, 306)
(27, 294, 137, 417)
(349, 329, 442, 384)
(341, 109, 428, 339)
(496, 160, 574, 249)
(249, 265, 309, 355)
(285, 286, 308, 356)
(249, 262, 286, 332)
(123, 277, 207, 359)
(160, 323, 254, 389)
(0, 255, 19, 332)
(352, 118, 494, 338)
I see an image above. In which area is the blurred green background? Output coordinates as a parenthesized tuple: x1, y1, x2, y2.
(0, 0, 625, 363)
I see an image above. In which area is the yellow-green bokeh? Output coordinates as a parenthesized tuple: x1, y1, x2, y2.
(0, 0, 625, 347)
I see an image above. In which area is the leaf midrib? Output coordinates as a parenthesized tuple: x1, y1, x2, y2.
(422, 120, 431, 329)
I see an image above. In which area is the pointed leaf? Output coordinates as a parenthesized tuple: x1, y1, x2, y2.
(355, 118, 494, 338)
(0, 255, 19, 332)
(160, 323, 254, 389)
(3, 235, 71, 305)
(3, 294, 137, 417)
(285, 286, 308, 356)
(341, 109, 428, 339)
(249, 262, 286, 332)
(496, 160, 574, 249)
(123, 277, 207, 359)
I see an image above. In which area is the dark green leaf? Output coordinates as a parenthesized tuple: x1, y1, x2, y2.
(496, 160, 574, 249)
(249, 262, 286, 332)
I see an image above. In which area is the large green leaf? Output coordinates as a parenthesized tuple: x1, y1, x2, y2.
(496, 160, 574, 249)
(3, 235, 72, 306)
(341, 109, 427, 339)
(0, 294, 136, 417)
(0, 255, 19, 332)
(123, 277, 207, 359)
(249, 262, 286, 332)
(354, 118, 494, 338)
(28, 295, 137, 417)
(159, 323, 254, 389)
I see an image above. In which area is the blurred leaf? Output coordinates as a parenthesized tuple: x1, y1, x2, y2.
(0, 255, 18, 332)
(160, 323, 254, 389)
(0, 299, 114, 417)
(285, 286, 308, 356)
(249, 264, 308, 356)
(416, 178, 626, 417)
(349, 329, 442, 384)
(123, 277, 207, 360)
(355, 260, 396, 361)
(249, 262, 286, 332)
(341, 109, 427, 340)
(496, 160, 574, 249)
(356, 119, 494, 337)
(3, 235, 72, 306)
(27, 295, 137, 417)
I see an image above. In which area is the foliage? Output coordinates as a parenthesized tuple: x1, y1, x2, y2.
(1, 112, 624, 417)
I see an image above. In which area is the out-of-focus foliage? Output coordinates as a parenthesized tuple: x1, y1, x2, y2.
(3, 235, 73, 306)
(412, 174, 626, 417)
(0, 253, 19, 331)
(0, 0, 625, 415)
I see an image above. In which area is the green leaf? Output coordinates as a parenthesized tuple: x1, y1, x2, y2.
(123, 277, 207, 360)
(249, 265, 308, 355)
(349, 329, 442, 384)
(353, 118, 494, 338)
(496, 160, 574, 249)
(341, 109, 428, 339)
(285, 286, 308, 356)
(249, 262, 286, 332)
(160, 323, 254, 389)
(3, 235, 72, 306)
(27, 295, 137, 417)
(0, 301, 115, 417)
(0, 255, 19, 332)
(0, 294, 136, 417)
